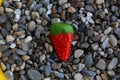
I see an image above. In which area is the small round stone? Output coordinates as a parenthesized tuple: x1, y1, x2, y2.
(74, 73, 83, 80)
(96, 0, 104, 4)
(4, 70, 14, 80)
(6, 35, 15, 42)
(74, 49, 84, 58)
(109, 34, 117, 46)
(10, 43, 16, 48)
(68, 6, 76, 13)
(27, 21, 36, 31)
(96, 59, 106, 70)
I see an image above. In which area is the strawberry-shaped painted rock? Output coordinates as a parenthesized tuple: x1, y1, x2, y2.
(50, 22, 74, 61)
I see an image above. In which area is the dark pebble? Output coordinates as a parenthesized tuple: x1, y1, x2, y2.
(0, 13, 8, 23)
(79, 32, 85, 44)
(4, 21, 11, 31)
(114, 28, 120, 38)
(87, 29, 94, 37)
(2, 50, 11, 57)
(73, 58, 80, 64)
(16, 58, 22, 65)
(1, 28, 9, 37)
(84, 54, 93, 67)
(81, 69, 96, 76)
(0, 45, 9, 52)
(111, 15, 117, 22)
(110, 75, 120, 80)
(15, 49, 27, 55)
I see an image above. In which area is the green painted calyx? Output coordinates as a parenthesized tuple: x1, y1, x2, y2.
(50, 22, 74, 35)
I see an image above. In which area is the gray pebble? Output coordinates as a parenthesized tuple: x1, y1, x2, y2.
(77, 63, 85, 72)
(81, 69, 96, 76)
(85, 5, 94, 12)
(87, 29, 94, 37)
(4, 70, 14, 80)
(27, 69, 41, 80)
(0, 13, 8, 23)
(54, 71, 64, 78)
(44, 65, 51, 76)
(0, 45, 9, 52)
(86, 0, 94, 4)
(91, 43, 99, 50)
(114, 28, 120, 38)
(22, 43, 29, 51)
(3, 0, 9, 7)
(27, 21, 36, 31)
(96, 59, 106, 70)
(107, 57, 118, 70)
(74, 73, 83, 80)
(2, 50, 11, 57)
(15, 49, 27, 55)
(84, 54, 93, 67)
(58, 0, 67, 5)
(38, 7, 46, 15)
(102, 38, 109, 49)
(109, 34, 117, 46)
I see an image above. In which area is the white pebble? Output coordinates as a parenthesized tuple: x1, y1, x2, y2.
(74, 49, 84, 58)
(10, 43, 16, 48)
(14, 9, 21, 22)
(24, 36, 32, 43)
(74, 73, 83, 80)
(96, 0, 104, 4)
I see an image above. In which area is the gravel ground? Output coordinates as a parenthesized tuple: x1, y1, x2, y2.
(0, 0, 120, 80)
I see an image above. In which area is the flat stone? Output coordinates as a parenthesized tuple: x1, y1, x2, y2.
(0, 45, 9, 52)
(15, 49, 27, 55)
(27, 69, 41, 80)
(96, 0, 104, 4)
(114, 28, 120, 38)
(68, 6, 76, 13)
(6, 35, 15, 42)
(0, 7, 4, 14)
(74, 73, 83, 80)
(54, 71, 64, 78)
(62, 3, 70, 9)
(102, 38, 109, 49)
(21, 43, 29, 51)
(24, 36, 32, 43)
(58, 0, 67, 5)
(44, 65, 51, 76)
(109, 34, 117, 46)
(107, 57, 118, 70)
(22, 55, 30, 61)
(104, 27, 112, 34)
(86, 0, 94, 4)
(4, 70, 14, 80)
(77, 63, 85, 72)
(74, 49, 84, 58)
(81, 69, 96, 76)
(96, 59, 106, 70)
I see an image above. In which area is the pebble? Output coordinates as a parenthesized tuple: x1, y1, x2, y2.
(91, 43, 99, 50)
(44, 65, 51, 76)
(24, 36, 32, 43)
(15, 49, 27, 55)
(86, 0, 94, 4)
(0, 62, 6, 71)
(3, 0, 9, 7)
(107, 70, 115, 76)
(27, 69, 41, 80)
(44, 77, 51, 80)
(21, 43, 29, 51)
(58, 0, 67, 5)
(54, 71, 64, 78)
(51, 18, 60, 23)
(31, 12, 40, 20)
(96, 59, 106, 70)
(85, 5, 94, 12)
(96, 0, 104, 4)
(114, 28, 120, 38)
(102, 38, 109, 49)
(38, 7, 46, 15)
(14, 9, 21, 22)
(107, 57, 118, 70)
(0, 14, 8, 23)
(81, 42, 89, 48)
(22, 55, 30, 61)
(0, 45, 9, 52)
(109, 34, 117, 46)
(5, 8, 14, 13)
(68, 6, 76, 13)
(77, 63, 85, 72)
(84, 54, 93, 67)
(74, 73, 83, 80)
(101, 73, 107, 80)
(74, 49, 84, 58)
(81, 69, 96, 76)
(4, 70, 14, 80)
(0, 7, 4, 14)
(62, 3, 70, 9)
(27, 21, 36, 31)
(71, 0, 81, 7)
(6, 35, 15, 42)
(104, 27, 112, 34)
(40, 54, 46, 61)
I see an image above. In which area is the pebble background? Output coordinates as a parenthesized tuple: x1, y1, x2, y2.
(0, 0, 120, 80)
